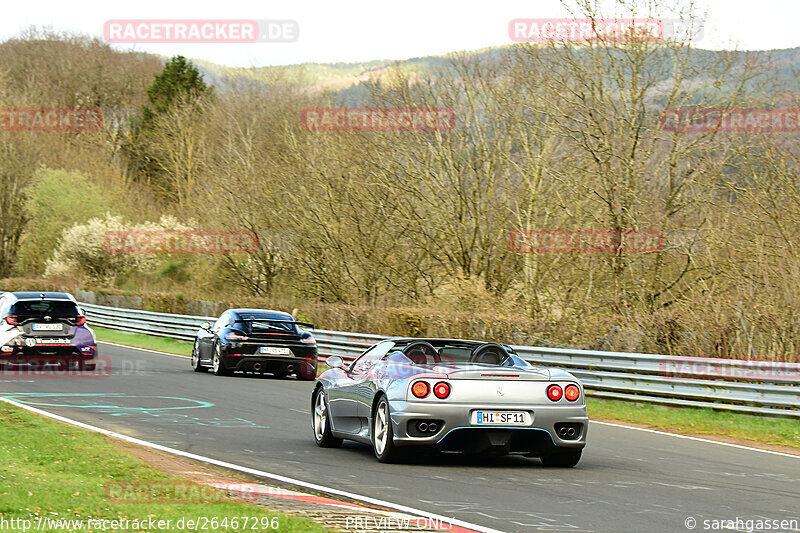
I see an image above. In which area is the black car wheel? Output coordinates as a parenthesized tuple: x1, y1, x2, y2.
(191, 340, 205, 372)
(212, 343, 231, 376)
(540, 450, 582, 467)
(372, 395, 403, 463)
(312, 387, 342, 448)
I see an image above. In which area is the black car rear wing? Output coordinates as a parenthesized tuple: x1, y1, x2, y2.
(234, 319, 315, 329)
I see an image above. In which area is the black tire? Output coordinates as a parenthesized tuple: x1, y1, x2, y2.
(540, 450, 582, 467)
(312, 387, 342, 448)
(211, 343, 232, 376)
(372, 395, 403, 463)
(191, 340, 205, 372)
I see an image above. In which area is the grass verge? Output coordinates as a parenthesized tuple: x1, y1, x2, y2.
(90, 325, 799, 451)
(93, 325, 193, 357)
(588, 397, 800, 450)
(0, 400, 326, 532)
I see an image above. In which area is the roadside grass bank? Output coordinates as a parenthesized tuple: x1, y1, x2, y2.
(94, 325, 193, 357)
(0, 400, 326, 532)
(92, 325, 799, 450)
(587, 397, 800, 451)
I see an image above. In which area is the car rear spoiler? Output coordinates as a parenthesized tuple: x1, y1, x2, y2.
(234, 319, 315, 329)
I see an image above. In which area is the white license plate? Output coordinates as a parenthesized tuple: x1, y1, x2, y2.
(259, 346, 292, 355)
(33, 323, 62, 331)
(471, 411, 531, 426)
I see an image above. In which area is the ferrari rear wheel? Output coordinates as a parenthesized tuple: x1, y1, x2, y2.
(372, 396, 402, 463)
(312, 387, 342, 448)
(540, 450, 582, 467)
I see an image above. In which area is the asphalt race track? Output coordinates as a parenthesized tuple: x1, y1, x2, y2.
(2, 342, 799, 532)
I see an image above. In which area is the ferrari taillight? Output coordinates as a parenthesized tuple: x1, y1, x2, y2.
(411, 381, 430, 398)
(546, 384, 563, 401)
(564, 384, 581, 401)
(433, 381, 451, 399)
(225, 332, 246, 341)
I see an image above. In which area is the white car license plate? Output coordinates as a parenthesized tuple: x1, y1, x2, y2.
(259, 346, 292, 355)
(33, 323, 62, 331)
(471, 411, 531, 426)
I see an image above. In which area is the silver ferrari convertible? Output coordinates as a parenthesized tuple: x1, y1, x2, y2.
(311, 338, 587, 466)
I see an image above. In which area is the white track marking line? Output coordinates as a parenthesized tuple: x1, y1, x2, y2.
(0, 396, 501, 533)
(591, 421, 800, 459)
(98, 341, 188, 358)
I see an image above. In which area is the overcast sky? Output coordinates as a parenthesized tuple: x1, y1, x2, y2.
(3, 0, 799, 67)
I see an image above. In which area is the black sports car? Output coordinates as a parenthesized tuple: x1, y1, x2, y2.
(191, 308, 318, 379)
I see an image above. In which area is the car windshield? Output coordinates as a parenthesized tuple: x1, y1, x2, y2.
(10, 300, 80, 317)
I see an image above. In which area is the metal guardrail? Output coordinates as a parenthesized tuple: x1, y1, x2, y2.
(80, 302, 800, 417)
